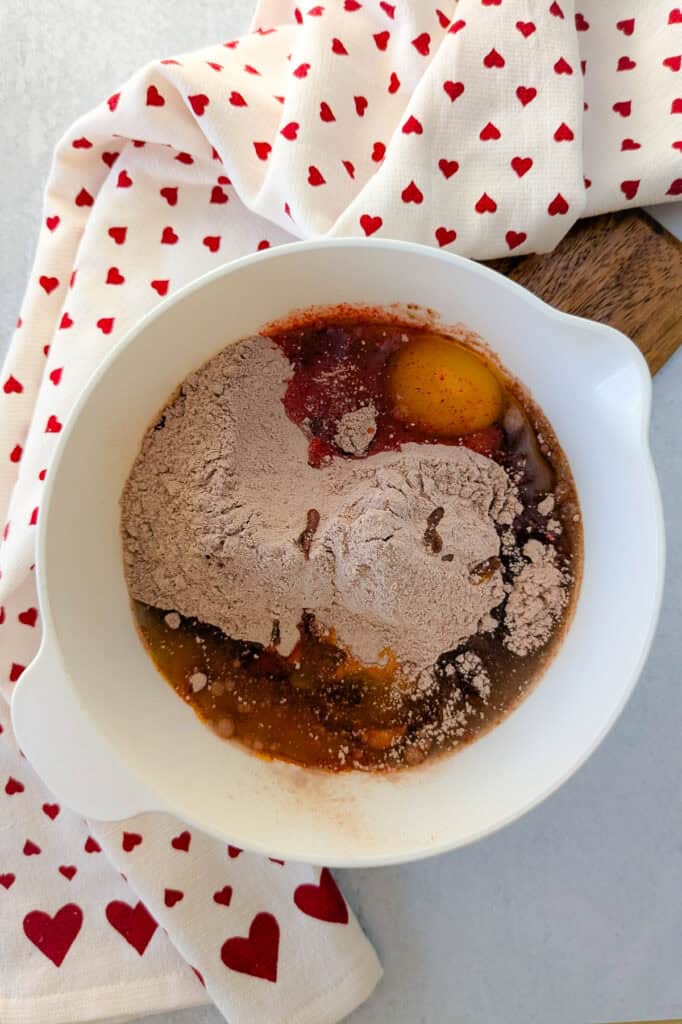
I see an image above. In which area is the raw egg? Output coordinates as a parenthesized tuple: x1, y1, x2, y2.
(388, 333, 503, 436)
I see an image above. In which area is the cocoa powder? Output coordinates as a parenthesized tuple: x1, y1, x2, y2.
(121, 335, 567, 674)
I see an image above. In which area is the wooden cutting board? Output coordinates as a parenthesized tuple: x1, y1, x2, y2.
(488, 210, 682, 375)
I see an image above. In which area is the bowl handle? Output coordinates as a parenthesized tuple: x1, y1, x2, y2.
(11, 642, 158, 821)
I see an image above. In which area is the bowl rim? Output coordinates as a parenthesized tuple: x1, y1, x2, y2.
(14, 238, 666, 866)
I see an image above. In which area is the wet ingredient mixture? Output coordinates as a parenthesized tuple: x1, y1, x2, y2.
(123, 313, 581, 771)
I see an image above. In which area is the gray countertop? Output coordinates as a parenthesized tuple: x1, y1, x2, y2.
(3, 3, 681, 1022)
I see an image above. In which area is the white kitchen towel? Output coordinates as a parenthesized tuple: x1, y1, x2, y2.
(1, 1, 679, 1022)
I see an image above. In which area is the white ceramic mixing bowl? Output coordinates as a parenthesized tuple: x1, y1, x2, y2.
(11, 240, 664, 866)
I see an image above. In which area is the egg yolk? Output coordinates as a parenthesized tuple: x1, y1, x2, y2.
(388, 333, 503, 437)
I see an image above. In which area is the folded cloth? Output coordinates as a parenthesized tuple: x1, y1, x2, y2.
(0, 0, 678, 1021)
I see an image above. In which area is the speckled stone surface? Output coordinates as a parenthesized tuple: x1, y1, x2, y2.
(2, 3, 681, 1022)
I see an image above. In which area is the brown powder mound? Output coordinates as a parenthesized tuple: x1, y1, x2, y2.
(334, 404, 377, 455)
(122, 335, 527, 671)
(504, 540, 568, 656)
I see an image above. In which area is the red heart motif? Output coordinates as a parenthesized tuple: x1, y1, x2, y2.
(18, 606, 38, 627)
(574, 11, 589, 30)
(617, 56, 636, 71)
(161, 227, 178, 244)
(388, 72, 400, 94)
(443, 80, 465, 102)
(10, 661, 26, 681)
(146, 85, 165, 107)
(549, 0, 564, 16)
(106, 900, 157, 955)
(293, 62, 310, 78)
(106, 267, 125, 285)
(554, 57, 573, 75)
(0, 874, 15, 889)
(308, 166, 326, 186)
(554, 122, 574, 141)
(189, 94, 210, 116)
(203, 235, 221, 252)
(213, 885, 233, 906)
(211, 186, 229, 204)
(29, 508, 38, 525)
(411, 32, 430, 56)
(547, 192, 569, 215)
(108, 226, 127, 244)
(475, 192, 497, 214)
(10, 445, 22, 463)
(221, 912, 280, 982)
(84, 836, 101, 853)
(228, 845, 243, 858)
(254, 141, 271, 160)
(667, 178, 682, 195)
(97, 317, 115, 335)
(669, 7, 682, 23)
(171, 830, 191, 852)
(621, 138, 641, 150)
(151, 279, 169, 296)
(331, 37, 348, 55)
(228, 91, 247, 109)
(505, 230, 527, 251)
(516, 86, 537, 107)
(258, 239, 271, 249)
(516, 20, 536, 37)
(672, 141, 682, 152)
(663, 55, 682, 71)
(374, 30, 390, 51)
(45, 415, 62, 434)
(72, 136, 92, 149)
(401, 180, 423, 204)
(176, 152, 194, 165)
(281, 122, 299, 140)
(371, 142, 386, 162)
(42, 802, 60, 819)
(483, 48, 505, 69)
(344, 0, 361, 9)
(672, 98, 682, 113)
(3, 375, 23, 394)
(511, 156, 533, 177)
(354, 95, 368, 116)
(243, 64, 261, 75)
(24, 904, 83, 967)
(164, 888, 184, 908)
(39, 275, 59, 295)
(49, 367, 63, 388)
(133, 139, 146, 148)
(294, 868, 349, 923)
(479, 121, 501, 141)
(380, 0, 395, 15)
(107, 92, 120, 111)
(620, 179, 640, 200)
(117, 170, 132, 188)
(59, 865, 77, 880)
(24, 840, 41, 856)
(5, 776, 24, 795)
(617, 17, 635, 34)
(612, 100, 632, 117)
(438, 158, 459, 179)
(38, 468, 47, 480)
(122, 831, 142, 852)
(360, 214, 382, 236)
(46, 215, 60, 231)
(435, 227, 457, 248)
(102, 151, 119, 168)
(75, 188, 94, 207)
(319, 101, 335, 122)
(59, 313, 73, 330)
(402, 115, 423, 135)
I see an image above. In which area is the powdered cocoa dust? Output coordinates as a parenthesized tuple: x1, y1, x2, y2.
(122, 335, 567, 674)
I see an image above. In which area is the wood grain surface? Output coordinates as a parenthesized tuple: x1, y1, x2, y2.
(489, 210, 682, 375)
